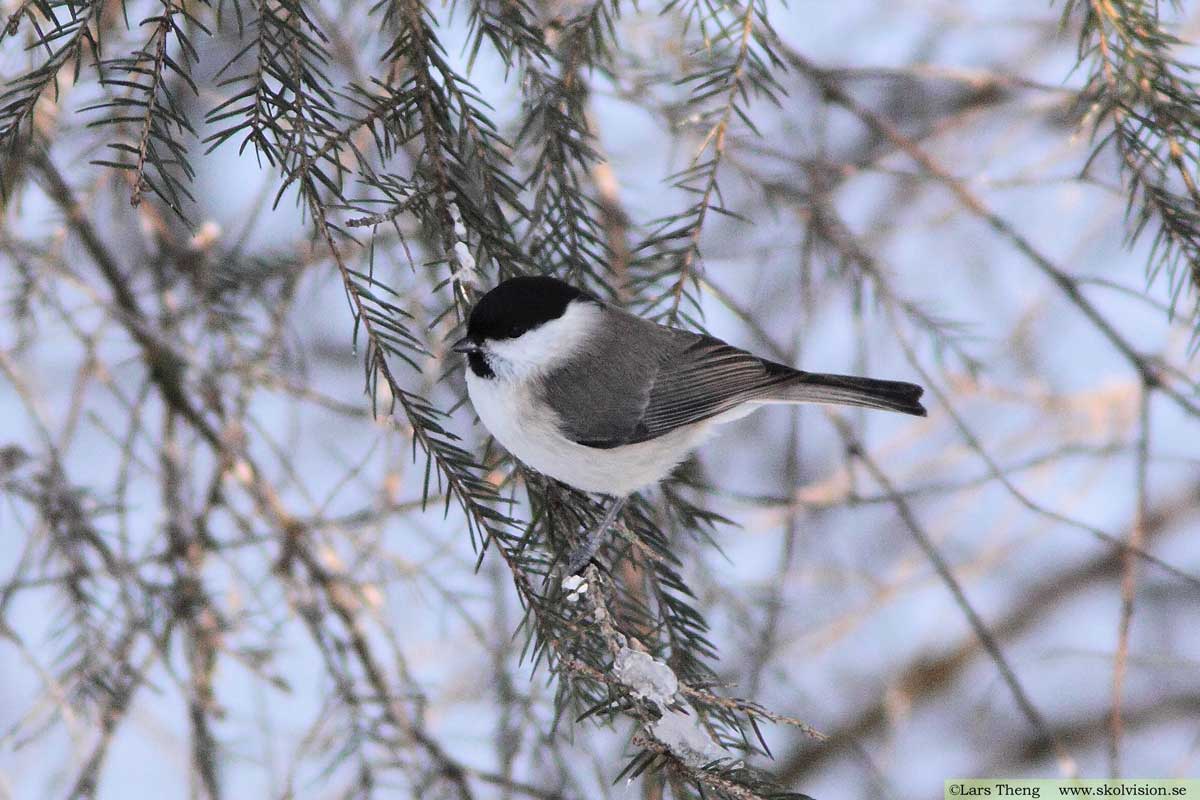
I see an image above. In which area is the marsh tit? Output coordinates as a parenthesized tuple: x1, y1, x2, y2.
(452, 276, 926, 572)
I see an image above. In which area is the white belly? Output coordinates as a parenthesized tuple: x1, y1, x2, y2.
(466, 371, 716, 496)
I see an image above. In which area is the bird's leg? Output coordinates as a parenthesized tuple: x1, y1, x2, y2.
(565, 496, 627, 575)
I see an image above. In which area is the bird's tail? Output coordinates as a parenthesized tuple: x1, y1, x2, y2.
(767, 371, 927, 417)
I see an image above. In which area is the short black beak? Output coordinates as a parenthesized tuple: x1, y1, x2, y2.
(451, 335, 480, 354)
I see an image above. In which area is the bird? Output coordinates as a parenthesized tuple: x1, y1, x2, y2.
(451, 275, 926, 572)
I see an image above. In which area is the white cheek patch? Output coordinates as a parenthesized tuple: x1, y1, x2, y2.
(486, 301, 602, 380)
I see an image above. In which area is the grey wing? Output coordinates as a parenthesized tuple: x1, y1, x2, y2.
(541, 306, 798, 448)
(539, 307, 670, 449)
(628, 332, 799, 444)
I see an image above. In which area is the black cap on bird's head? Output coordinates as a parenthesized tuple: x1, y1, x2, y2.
(451, 276, 598, 355)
